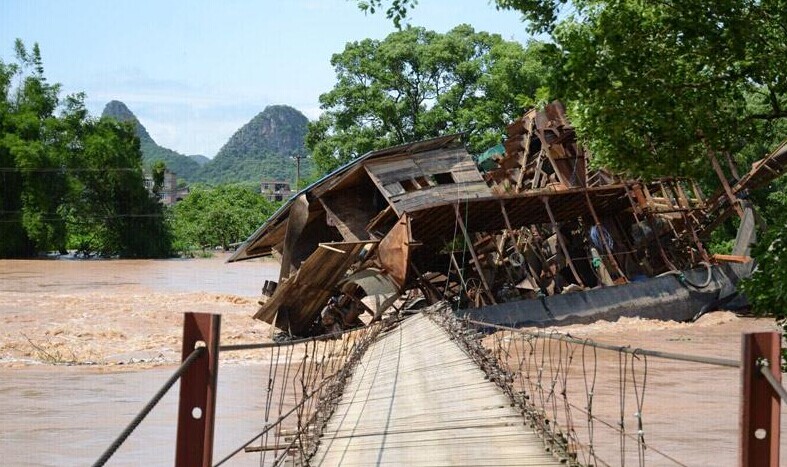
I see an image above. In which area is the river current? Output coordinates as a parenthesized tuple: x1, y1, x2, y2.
(0, 257, 784, 465)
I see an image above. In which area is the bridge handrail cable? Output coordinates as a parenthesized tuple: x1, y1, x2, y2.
(92, 346, 205, 467)
(465, 318, 741, 368)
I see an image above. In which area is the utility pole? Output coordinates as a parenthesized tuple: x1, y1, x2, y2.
(292, 154, 303, 189)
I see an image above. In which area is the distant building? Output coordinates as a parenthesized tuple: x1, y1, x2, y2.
(144, 169, 189, 207)
(261, 179, 292, 202)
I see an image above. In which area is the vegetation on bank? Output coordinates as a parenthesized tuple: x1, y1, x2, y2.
(169, 183, 279, 254)
(0, 41, 278, 259)
(0, 40, 171, 258)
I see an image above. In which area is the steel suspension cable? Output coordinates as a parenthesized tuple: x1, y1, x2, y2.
(92, 347, 204, 467)
(466, 319, 741, 368)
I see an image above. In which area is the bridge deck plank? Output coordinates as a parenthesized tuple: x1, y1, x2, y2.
(311, 313, 561, 466)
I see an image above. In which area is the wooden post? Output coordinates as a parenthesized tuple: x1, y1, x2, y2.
(582, 190, 626, 282)
(454, 203, 497, 304)
(541, 197, 584, 287)
(740, 332, 781, 467)
(709, 149, 745, 219)
(515, 114, 535, 192)
(499, 200, 543, 289)
(176, 313, 221, 467)
(681, 211, 711, 263)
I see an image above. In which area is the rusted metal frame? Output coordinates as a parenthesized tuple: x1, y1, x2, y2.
(498, 199, 529, 282)
(531, 149, 547, 189)
(176, 312, 221, 467)
(498, 200, 524, 260)
(740, 332, 782, 467)
(453, 203, 497, 304)
(690, 179, 706, 205)
(657, 181, 679, 211)
(672, 180, 692, 209)
(582, 190, 626, 282)
(541, 196, 584, 287)
(708, 149, 745, 219)
(623, 183, 645, 225)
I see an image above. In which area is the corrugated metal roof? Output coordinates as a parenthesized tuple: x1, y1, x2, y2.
(227, 133, 463, 262)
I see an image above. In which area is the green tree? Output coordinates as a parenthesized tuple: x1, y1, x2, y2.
(170, 184, 277, 252)
(1, 40, 70, 255)
(151, 160, 166, 197)
(358, 1, 787, 177)
(308, 25, 556, 174)
(0, 40, 172, 258)
(65, 114, 172, 257)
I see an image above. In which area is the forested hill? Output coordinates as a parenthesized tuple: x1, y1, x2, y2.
(101, 101, 201, 181)
(188, 154, 210, 166)
(195, 105, 310, 184)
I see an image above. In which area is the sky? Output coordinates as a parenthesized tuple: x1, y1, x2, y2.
(1, 0, 533, 158)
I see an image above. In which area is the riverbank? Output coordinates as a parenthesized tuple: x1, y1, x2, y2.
(0, 255, 277, 368)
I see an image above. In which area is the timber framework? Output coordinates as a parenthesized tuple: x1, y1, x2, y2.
(229, 101, 787, 336)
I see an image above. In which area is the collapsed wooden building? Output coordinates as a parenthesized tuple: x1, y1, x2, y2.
(229, 101, 787, 336)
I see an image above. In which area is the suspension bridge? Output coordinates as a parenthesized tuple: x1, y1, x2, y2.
(93, 304, 785, 467)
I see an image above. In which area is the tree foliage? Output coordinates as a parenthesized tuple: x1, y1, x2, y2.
(102, 100, 202, 182)
(359, 1, 787, 176)
(357, 0, 787, 318)
(0, 40, 171, 257)
(307, 25, 556, 174)
(169, 184, 278, 252)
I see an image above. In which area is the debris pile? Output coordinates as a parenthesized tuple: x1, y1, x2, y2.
(230, 101, 787, 336)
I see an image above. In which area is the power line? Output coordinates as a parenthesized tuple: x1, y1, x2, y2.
(0, 167, 139, 172)
(0, 212, 167, 223)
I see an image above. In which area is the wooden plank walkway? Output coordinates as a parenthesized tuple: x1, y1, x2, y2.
(311, 313, 561, 466)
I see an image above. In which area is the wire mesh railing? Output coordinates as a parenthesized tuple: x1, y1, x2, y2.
(95, 308, 783, 466)
(430, 310, 784, 467)
(213, 323, 382, 466)
(92, 312, 384, 467)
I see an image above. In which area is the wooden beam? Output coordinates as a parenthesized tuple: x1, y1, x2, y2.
(583, 190, 626, 282)
(724, 150, 741, 180)
(453, 203, 497, 304)
(681, 211, 710, 263)
(712, 253, 752, 264)
(708, 149, 745, 219)
(541, 197, 584, 287)
(515, 114, 535, 192)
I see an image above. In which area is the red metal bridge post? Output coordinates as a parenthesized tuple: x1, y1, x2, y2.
(176, 312, 221, 467)
(740, 331, 781, 467)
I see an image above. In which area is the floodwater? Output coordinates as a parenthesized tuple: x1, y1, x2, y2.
(1, 256, 785, 466)
(0, 255, 281, 466)
(488, 313, 787, 466)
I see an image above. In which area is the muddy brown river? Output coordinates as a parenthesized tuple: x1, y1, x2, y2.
(0, 257, 784, 465)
